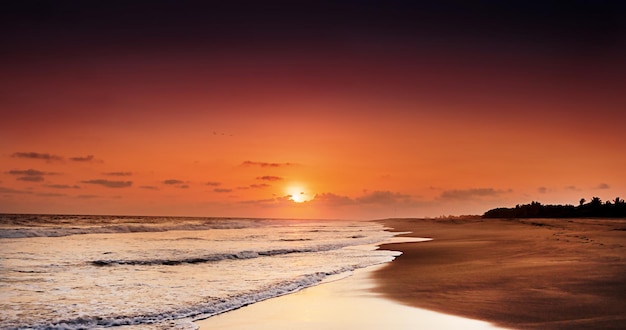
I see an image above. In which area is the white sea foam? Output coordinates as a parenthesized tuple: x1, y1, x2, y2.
(0, 215, 263, 238)
(0, 216, 400, 329)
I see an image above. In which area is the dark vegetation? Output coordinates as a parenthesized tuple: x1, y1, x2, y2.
(483, 197, 626, 218)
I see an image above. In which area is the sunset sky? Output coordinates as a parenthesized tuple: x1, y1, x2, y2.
(1, 1, 625, 219)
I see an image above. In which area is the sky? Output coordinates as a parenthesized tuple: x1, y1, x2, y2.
(1, 1, 625, 219)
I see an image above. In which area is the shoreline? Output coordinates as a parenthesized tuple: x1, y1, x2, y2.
(374, 217, 626, 329)
(196, 236, 504, 329)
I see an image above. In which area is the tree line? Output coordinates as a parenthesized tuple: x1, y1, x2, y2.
(483, 197, 626, 218)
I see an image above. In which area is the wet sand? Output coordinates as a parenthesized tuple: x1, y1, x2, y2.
(375, 217, 626, 329)
(196, 262, 504, 330)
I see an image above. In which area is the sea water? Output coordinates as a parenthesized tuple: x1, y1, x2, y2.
(0, 215, 401, 329)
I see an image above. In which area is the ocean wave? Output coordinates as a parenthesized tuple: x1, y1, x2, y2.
(90, 245, 347, 267)
(0, 217, 264, 239)
(14, 265, 375, 330)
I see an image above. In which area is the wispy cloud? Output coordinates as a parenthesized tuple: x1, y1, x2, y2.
(8, 169, 57, 176)
(214, 188, 233, 193)
(355, 191, 411, 204)
(11, 152, 63, 162)
(596, 183, 610, 189)
(311, 190, 415, 207)
(139, 185, 159, 190)
(70, 155, 95, 162)
(312, 193, 355, 206)
(206, 181, 221, 186)
(237, 183, 270, 190)
(69, 155, 104, 163)
(256, 176, 283, 181)
(0, 186, 31, 194)
(9, 169, 42, 176)
(17, 176, 45, 182)
(44, 184, 80, 189)
(241, 161, 294, 168)
(163, 179, 185, 185)
(7, 169, 59, 183)
(81, 179, 133, 188)
(103, 172, 133, 176)
(538, 186, 548, 194)
(439, 188, 511, 200)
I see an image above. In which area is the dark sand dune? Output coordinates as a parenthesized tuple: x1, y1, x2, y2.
(375, 218, 626, 330)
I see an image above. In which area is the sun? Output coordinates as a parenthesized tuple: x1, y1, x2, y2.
(286, 185, 309, 203)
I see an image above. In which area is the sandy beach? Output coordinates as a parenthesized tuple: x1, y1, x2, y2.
(196, 217, 626, 329)
(196, 247, 503, 330)
(375, 217, 626, 329)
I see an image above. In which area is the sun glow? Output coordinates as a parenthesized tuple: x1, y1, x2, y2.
(286, 185, 309, 203)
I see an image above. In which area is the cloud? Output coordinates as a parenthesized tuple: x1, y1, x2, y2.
(17, 176, 45, 182)
(237, 184, 271, 190)
(538, 186, 548, 194)
(206, 181, 221, 186)
(8, 169, 49, 176)
(70, 155, 104, 164)
(240, 198, 278, 205)
(163, 179, 185, 185)
(7, 169, 58, 182)
(11, 152, 63, 162)
(214, 188, 233, 193)
(0, 186, 31, 194)
(179, 185, 189, 189)
(565, 185, 580, 191)
(312, 193, 355, 206)
(81, 179, 133, 188)
(310, 190, 415, 207)
(103, 172, 133, 176)
(250, 183, 270, 189)
(439, 188, 511, 200)
(139, 185, 159, 190)
(256, 176, 283, 181)
(70, 155, 96, 162)
(45, 184, 80, 189)
(596, 183, 610, 189)
(355, 190, 412, 204)
(241, 161, 294, 168)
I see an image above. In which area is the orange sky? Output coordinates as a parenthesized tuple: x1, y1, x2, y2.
(1, 2, 625, 219)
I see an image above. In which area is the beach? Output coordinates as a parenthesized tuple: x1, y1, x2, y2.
(196, 258, 503, 330)
(375, 218, 626, 329)
(197, 217, 626, 330)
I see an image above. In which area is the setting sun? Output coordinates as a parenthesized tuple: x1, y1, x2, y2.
(286, 185, 309, 203)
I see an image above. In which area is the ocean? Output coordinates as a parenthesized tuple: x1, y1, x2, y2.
(0, 214, 402, 329)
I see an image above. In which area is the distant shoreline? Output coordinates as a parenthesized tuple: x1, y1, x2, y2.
(374, 217, 626, 329)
